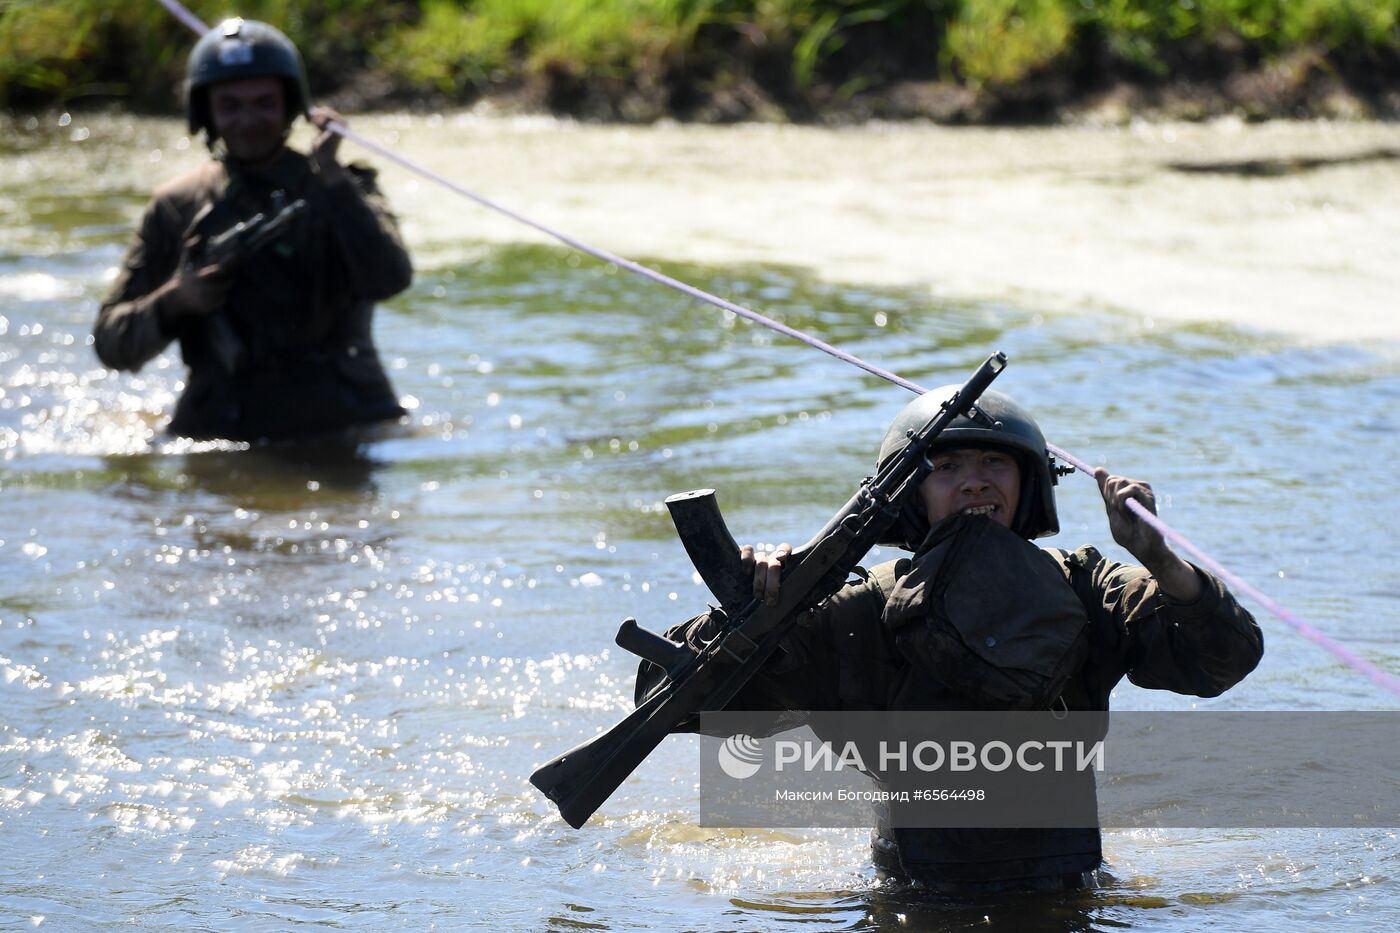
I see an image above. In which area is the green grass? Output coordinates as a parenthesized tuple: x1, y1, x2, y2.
(1082, 0, 1399, 74)
(946, 0, 1074, 86)
(2, 0, 1397, 110)
(371, 0, 710, 94)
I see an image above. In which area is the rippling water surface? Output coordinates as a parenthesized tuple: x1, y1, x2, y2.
(1, 115, 1398, 931)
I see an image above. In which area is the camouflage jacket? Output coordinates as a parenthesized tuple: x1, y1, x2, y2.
(95, 147, 412, 441)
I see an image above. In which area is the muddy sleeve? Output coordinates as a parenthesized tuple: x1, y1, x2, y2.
(1080, 546, 1264, 697)
(93, 199, 183, 372)
(322, 165, 413, 301)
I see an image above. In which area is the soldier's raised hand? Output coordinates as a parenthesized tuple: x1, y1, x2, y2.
(162, 246, 229, 318)
(1094, 467, 1201, 601)
(309, 106, 347, 184)
(1094, 468, 1166, 561)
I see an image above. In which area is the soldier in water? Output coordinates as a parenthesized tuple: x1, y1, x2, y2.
(639, 387, 1263, 893)
(95, 18, 412, 443)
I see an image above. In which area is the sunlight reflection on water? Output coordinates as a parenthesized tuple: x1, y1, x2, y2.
(1, 114, 1397, 931)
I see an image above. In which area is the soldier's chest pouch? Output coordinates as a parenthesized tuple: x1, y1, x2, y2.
(881, 515, 1089, 710)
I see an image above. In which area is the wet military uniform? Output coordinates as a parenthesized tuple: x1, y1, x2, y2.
(638, 527, 1263, 893)
(95, 147, 412, 442)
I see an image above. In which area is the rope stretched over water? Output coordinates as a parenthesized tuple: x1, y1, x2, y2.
(153, 0, 1400, 700)
(1045, 446, 1400, 698)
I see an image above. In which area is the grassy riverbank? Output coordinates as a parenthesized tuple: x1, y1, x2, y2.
(3, 0, 1397, 121)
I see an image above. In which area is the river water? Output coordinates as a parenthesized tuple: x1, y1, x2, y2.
(1, 113, 1398, 931)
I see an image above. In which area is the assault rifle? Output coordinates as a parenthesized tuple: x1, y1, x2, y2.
(186, 196, 308, 372)
(530, 351, 1008, 828)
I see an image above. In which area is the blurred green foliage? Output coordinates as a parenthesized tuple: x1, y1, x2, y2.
(372, 0, 710, 93)
(2, 0, 1396, 108)
(946, 0, 1074, 86)
(1080, 0, 1398, 75)
(0, 0, 405, 106)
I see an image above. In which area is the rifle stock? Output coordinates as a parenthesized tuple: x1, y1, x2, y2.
(529, 352, 1008, 827)
(530, 668, 708, 828)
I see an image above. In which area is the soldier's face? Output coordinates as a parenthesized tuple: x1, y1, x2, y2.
(918, 446, 1021, 530)
(209, 76, 289, 163)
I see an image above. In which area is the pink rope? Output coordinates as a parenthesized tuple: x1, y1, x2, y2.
(323, 123, 927, 395)
(152, 0, 1400, 701)
(1048, 445, 1400, 699)
(154, 0, 207, 34)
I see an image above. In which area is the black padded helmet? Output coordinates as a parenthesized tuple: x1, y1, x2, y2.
(876, 387, 1061, 548)
(186, 18, 310, 141)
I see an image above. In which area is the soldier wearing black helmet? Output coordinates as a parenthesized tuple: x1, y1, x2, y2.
(94, 18, 412, 442)
(637, 386, 1263, 893)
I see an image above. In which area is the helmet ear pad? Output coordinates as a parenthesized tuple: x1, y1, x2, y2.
(1007, 449, 1058, 540)
(887, 495, 933, 553)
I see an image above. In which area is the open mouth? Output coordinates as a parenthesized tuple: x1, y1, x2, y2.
(961, 504, 998, 516)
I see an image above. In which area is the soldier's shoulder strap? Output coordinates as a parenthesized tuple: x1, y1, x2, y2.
(861, 557, 913, 604)
(1043, 545, 1107, 616)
